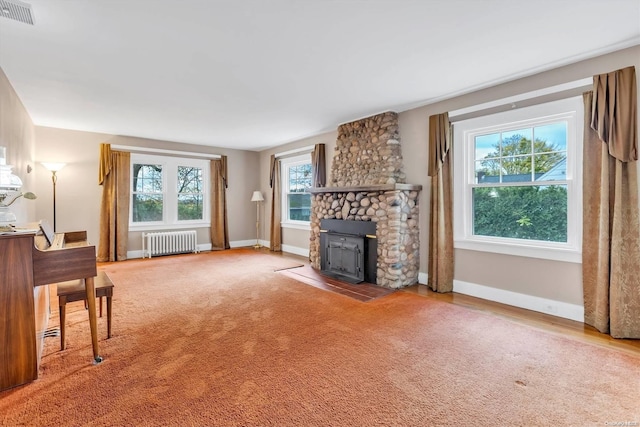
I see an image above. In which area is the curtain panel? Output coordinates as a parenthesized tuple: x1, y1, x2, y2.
(210, 156, 230, 250)
(311, 143, 326, 187)
(97, 144, 130, 262)
(427, 113, 454, 293)
(583, 66, 640, 338)
(269, 154, 282, 251)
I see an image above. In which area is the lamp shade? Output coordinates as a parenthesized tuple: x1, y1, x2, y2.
(41, 162, 66, 172)
(251, 191, 264, 202)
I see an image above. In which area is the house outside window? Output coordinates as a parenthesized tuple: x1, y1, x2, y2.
(130, 153, 209, 230)
(281, 153, 312, 228)
(453, 97, 583, 263)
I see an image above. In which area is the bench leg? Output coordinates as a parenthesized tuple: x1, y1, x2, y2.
(84, 277, 102, 363)
(59, 301, 66, 351)
(106, 295, 112, 339)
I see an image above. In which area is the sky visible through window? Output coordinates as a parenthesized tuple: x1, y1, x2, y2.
(475, 122, 566, 159)
(474, 121, 567, 184)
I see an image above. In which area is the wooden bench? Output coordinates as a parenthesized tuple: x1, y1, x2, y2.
(57, 270, 113, 351)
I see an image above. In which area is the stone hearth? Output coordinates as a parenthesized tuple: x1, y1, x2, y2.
(309, 112, 421, 289)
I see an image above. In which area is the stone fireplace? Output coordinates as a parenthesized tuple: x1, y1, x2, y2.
(309, 111, 421, 289)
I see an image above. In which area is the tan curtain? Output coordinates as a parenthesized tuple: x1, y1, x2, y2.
(269, 155, 282, 252)
(210, 156, 230, 250)
(97, 144, 130, 262)
(427, 113, 454, 293)
(311, 143, 326, 187)
(583, 66, 640, 338)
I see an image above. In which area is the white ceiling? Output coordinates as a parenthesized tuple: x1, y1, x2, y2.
(1, 0, 639, 151)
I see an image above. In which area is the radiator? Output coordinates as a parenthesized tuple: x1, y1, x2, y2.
(143, 230, 199, 258)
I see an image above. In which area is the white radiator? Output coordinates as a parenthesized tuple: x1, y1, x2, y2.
(143, 230, 199, 258)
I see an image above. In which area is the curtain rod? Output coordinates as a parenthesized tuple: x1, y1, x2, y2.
(449, 77, 592, 122)
(111, 145, 221, 159)
(274, 145, 315, 158)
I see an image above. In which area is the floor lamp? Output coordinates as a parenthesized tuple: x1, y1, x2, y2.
(251, 191, 264, 249)
(41, 162, 66, 232)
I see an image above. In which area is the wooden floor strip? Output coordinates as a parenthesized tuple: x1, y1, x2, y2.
(278, 265, 395, 302)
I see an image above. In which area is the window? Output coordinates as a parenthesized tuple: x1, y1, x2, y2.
(177, 166, 204, 221)
(132, 163, 163, 222)
(130, 154, 209, 230)
(281, 153, 312, 228)
(453, 97, 582, 262)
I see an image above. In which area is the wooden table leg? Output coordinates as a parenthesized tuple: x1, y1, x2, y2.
(84, 276, 103, 363)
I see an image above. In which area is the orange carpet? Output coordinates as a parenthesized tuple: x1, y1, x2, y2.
(1, 248, 639, 426)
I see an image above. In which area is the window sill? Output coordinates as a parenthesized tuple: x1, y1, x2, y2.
(281, 222, 310, 231)
(454, 239, 581, 263)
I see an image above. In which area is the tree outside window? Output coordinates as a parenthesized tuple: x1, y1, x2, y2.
(177, 166, 203, 221)
(130, 153, 210, 229)
(132, 164, 163, 223)
(472, 124, 568, 242)
(281, 154, 312, 225)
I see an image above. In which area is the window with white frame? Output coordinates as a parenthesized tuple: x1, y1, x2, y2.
(130, 153, 209, 230)
(281, 153, 312, 227)
(453, 97, 583, 263)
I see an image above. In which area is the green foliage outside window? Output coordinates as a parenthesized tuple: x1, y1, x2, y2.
(133, 194, 163, 222)
(287, 162, 312, 221)
(288, 193, 311, 221)
(473, 127, 568, 242)
(177, 166, 203, 221)
(473, 185, 568, 242)
(132, 164, 163, 222)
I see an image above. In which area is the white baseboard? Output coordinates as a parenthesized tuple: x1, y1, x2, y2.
(230, 239, 258, 248)
(252, 240, 308, 257)
(127, 250, 144, 259)
(415, 271, 583, 322)
(453, 279, 584, 322)
(281, 244, 309, 258)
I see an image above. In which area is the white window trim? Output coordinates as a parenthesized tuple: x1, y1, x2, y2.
(280, 153, 312, 229)
(453, 97, 583, 263)
(129, 153, 210, 232)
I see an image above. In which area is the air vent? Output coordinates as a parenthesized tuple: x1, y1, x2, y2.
(0, 0, 34, 25)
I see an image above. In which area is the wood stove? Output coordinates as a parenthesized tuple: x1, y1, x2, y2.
(320, 219, 377, 284)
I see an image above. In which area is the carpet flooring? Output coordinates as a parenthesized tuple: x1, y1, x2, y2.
(1, 249, 639, 426)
